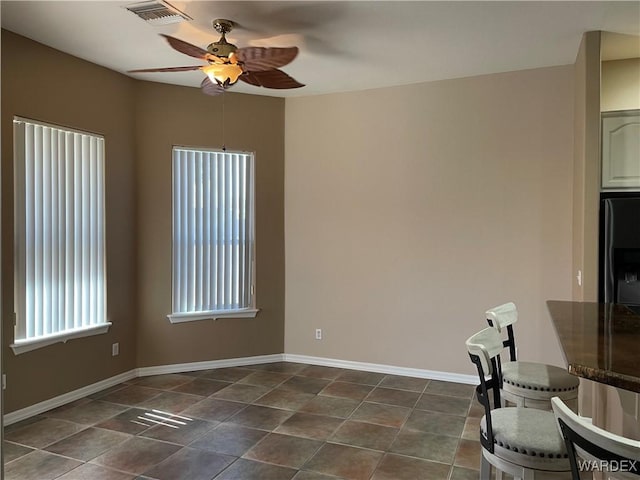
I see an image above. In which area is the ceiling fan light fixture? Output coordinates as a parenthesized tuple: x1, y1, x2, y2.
(202, 62, 243, 87)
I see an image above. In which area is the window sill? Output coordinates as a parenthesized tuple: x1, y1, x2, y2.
(10, 323, 112, 355)
(168, 309, 259, 324)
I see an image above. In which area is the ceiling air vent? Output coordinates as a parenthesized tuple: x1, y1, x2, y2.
(125, 0, 192, 26)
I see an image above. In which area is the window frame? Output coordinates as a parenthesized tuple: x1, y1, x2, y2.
(11, 117, 110, 354)
(167, 145, 258, 324)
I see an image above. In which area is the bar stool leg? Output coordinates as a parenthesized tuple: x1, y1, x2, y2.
(481, 452, 492, 479)
(522, 469, 535, 479)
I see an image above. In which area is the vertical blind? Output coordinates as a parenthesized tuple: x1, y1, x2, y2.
(13, 118, 106, 342)
(172, 147, 254, 315)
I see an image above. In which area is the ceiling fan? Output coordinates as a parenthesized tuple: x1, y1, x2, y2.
(129, 19, 304, 95)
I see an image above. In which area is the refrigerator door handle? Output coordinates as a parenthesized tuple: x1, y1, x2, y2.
(604, 199, 615, 303)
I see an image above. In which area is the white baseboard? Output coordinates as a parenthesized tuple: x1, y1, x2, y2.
(4, 352, 474, 426)
(4, 354, 286, 425)
(4, 369, 138, 426)
(284, 353, 477, 385)
(136, 353, 286, 377)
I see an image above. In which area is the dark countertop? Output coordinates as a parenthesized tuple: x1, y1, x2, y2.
(547, 301, 640, 393)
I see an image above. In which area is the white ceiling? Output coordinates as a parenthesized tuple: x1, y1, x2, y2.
(2, 1, 639, 97)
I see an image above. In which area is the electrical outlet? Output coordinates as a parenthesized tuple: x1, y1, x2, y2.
(315, 328, 322, 340)
(112, 343, 119, 356)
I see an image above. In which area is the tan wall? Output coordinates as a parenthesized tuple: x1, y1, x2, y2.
(1, 31, 286, 412)
(285, 66, 575, 374)
(572, 32, 600, 412)
(572, 31, 601, 304)
(134, 83, 285, 367)
(602, 58, 640, 112)
(1, 31, 137, 412)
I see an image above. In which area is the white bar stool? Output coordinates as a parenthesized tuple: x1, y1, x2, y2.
(552, 397, 640, 479)
(486, 302, 579, 411)
(466, 327, 572, 480)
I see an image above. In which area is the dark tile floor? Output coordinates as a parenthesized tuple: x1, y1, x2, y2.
(3, 362, 485, 480)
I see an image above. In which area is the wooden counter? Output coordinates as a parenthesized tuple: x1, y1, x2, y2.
(546, 300, 640, 394)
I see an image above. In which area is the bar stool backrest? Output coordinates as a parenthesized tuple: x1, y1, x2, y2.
(486, 302, 518, 361)
(551, 397, 640, 479)
(466, 327, 506, 452)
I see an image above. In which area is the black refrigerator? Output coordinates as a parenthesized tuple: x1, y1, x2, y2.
(599, 194, 640, 311)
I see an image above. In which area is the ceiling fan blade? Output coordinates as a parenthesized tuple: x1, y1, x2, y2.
(239, 69, 304, 89)
(161, 34, 209, 60)
(235, 47, 299, 72)
(201, 77, 226, 96)
(128, 66, 203, 73)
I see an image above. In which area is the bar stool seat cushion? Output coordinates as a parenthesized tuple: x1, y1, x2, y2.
(481, 407, 570, 470)
(502, 361, 579, 392)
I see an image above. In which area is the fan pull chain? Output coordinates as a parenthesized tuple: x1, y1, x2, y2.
(221, 92, 226, 152)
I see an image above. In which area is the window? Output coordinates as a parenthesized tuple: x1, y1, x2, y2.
(12, 117, 109, 354)
(169, 147, 257, 323)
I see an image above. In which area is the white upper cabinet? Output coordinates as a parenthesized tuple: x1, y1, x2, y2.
(601, 111, 640, 190)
